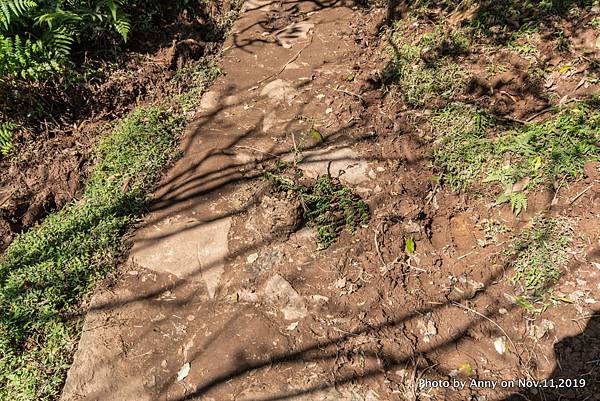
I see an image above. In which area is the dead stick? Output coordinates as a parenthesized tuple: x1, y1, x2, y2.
(233, 145, 278, 157)
(255, 35, 314, 87)
(452, 301, 530, 378)
(570, 184, 593, 205)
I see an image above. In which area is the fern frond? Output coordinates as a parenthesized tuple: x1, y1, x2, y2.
(0, 0, 37, 29)
(113, 9, 129, 41)
(96, 0, 130, 41)
(35, 10, 82, 30)
(509, 192, 528, 216)
(0, 2, 11, 30)
(0, 32, 61, 79)
(0, 121, 16, 156)
(47, 26, 75, 56)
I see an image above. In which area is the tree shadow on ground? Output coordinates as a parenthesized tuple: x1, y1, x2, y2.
(376, 0, 599, 122)
(502, 312, 600, 401)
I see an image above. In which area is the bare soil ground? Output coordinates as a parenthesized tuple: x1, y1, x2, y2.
(0, 2, 236, 252)
(61, 1, 599, 401)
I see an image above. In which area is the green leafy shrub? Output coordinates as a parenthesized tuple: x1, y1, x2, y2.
(0, 0, 131, 80)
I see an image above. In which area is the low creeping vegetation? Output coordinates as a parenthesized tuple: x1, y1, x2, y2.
(267, 167, 369, 250)
(383, 22, 468, 107)
(508, 214, 573, 301)
(430, 100, 600, 214)
(172, 60, 222, 112)
(0, 106, 182, 400)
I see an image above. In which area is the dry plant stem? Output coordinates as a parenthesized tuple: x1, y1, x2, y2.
(334, 87, 364, 101)
(527, 106, 554, 122)
(233, 145, 278, 157)
(569, 184, 593, 205)
(255, 35, 314, 86)
(452, 301, 532, 378)
(374, 222, 386, 267)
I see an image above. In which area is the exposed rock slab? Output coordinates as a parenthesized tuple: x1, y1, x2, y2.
(130, 216, 231, 298)
(262, 274, 308, 320)
(295, 147, 370, 185)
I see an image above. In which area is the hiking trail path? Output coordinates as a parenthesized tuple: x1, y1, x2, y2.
(61, 2, 385, 400)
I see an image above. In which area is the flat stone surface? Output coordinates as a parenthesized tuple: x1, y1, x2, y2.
(262, 274, 308, 320)
(130, 216, 231, 297)
(295, 147, 370, 185)
(276, 21, 314, 48)
(243, 0, 276, 12)
(260, 79, 298, 102)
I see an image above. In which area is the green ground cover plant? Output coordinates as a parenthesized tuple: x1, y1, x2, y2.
(383, 22, 468, 107)
(509, 214, 573, 301)
(430, 100, 600, 214)
(0, 106, 182, 400)
(267, 168, 369, 250)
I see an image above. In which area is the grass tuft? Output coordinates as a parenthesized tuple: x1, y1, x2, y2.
(0, 106, 183, 400)
(267, 169, 369, 249)
(509, 215, 573, 300)
(383, 23, 468, 107)
(430, 101, 600, 213)
(172, 60, 222, 112)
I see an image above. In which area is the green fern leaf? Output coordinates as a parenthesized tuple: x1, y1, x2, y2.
(96, 0, 130, 41)
(0, 122, 16, 156)
(114, 12, 130, 42)
(35, 10, 82, 30)
(0, 2, 11, 29)
(509, 192, 528, 216)
(0, 0, 37, 27)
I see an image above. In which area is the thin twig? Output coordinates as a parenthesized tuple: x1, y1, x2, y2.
(0, 189, 16, 208)
(500, 90, 518, 104)
(551, 176, 567, 205)
(255, 35, 314, 87)
(570, 185, 593, 205)
(334, 87, 364, 101)
(526, 106, 554, 122)
(233, 145, 278, 157)
(452, 301, 530, 377)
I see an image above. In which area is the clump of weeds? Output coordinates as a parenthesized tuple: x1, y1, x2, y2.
(266, 164, 369, 249)
(382, 22, 469, 107)
(430, 100, 600, 215)
(508, 214, 574, 302)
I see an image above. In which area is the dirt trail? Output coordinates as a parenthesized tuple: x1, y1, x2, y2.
(60, 1, 600, 401)
(61, 1, 382, 400)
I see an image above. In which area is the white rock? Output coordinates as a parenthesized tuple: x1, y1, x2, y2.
(494, 337, 507, 355)
(262, 274, 307, 320)
(176, 362, 190, 382)
(247, 253, 259, 264)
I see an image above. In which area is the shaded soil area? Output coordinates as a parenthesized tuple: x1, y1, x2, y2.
(0, 1, 238, 252)
(61, 1, 599, 401)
